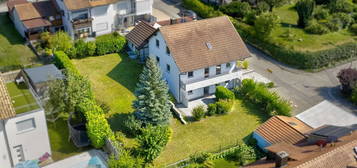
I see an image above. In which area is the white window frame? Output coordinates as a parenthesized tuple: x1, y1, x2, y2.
(16, 118, 36, 134)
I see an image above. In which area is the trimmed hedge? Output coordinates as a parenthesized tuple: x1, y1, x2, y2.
(215, 86, 235, 100)
(95, 34, 126, 56)
(54, 51, 79, 74)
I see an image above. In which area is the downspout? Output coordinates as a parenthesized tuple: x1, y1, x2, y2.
(178, 73, 181, 103)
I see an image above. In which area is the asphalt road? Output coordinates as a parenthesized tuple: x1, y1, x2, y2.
(247, 44, 357, 115)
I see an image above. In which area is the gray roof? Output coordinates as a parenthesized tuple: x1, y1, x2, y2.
(296, 100, 357, 128)
(24, 64, 64, 84)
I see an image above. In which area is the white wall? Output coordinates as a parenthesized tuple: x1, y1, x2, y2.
(148, 32, 181, 102)
(55, 0, 74, 37)
(135, 0, 153, 15)
(4, 109, 51, 165)
(0, 121, 12, 168)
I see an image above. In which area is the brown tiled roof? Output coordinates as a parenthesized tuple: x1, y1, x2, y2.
(23, 18, 52, 29)
(7, 0, 27, 11)
(245, 131, 357, 168)
(159, 16, 251, 72)
(0, 75, 16, 120)
(126, 21, 156, 49)
(255, 116, 312, 145)
(63, 0, 120, 11)
(14, 1, 58, 21)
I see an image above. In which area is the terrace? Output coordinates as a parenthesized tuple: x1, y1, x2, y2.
(5, 82, 40, 114)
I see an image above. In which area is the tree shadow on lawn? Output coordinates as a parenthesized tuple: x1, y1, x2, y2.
(107, 53, 143, 93)
(238, 99, 270, 124)
(0, 13, 26, 45)
(107, 112, 137, 138)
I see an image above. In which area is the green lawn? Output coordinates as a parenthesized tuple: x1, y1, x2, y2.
(0, 14, 39, 72)
(72, 54, 267, 166)
(270, 4, 356, 52)
(47, 119, 89, 161)
(6, 82, 39, 114)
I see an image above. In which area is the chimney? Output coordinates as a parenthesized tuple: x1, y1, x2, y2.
(275, 151, 289, 168)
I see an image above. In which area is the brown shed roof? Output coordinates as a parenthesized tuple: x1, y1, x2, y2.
(7, 0, 28, 11)
(14, 1, 58, 21)
(23, 18, 52, 29)
(0, 75, 16, 120)
(63, 0, 120, 11)
(126, 21, 156, 49)
(159, 16, 251, 72)
(255, 116, 312, 145)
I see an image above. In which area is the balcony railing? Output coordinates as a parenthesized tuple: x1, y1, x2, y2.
(180, 68, 253, 91)
(72, 18, 93, 29)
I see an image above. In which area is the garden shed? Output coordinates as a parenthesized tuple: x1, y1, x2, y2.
(23, 64, 64, 96)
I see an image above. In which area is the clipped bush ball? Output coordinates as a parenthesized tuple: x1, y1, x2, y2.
(192, 105, 206, 121)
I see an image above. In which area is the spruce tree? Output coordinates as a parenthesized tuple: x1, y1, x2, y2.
(133, 57, 171, 125)
(296, 0, 315, 28)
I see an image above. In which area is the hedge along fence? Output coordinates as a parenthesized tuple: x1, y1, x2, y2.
(95, 34, 126, 56)
(54, 51, 115, 148)
(184, 0, 357, 70)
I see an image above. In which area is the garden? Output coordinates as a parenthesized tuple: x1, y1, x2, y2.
(0, 14, 40, 72)
(183, 0, 357, 70)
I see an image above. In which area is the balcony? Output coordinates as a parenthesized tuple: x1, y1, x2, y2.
(72, 18, 93, 29)
(180, 68, 253, 91)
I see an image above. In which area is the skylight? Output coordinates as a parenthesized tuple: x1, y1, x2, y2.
(205, 42, 212, 50)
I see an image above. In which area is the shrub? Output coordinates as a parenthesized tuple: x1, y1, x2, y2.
(190, 152, 213, 164)
(215, 86, 235, 100)
(192, 105, 206, 121)
(244, 11, 257, 25)
(124, 115, 143, 136)
(182, 0, 223, 18)
(219, 1, 251, 19)
(137, 125, 172, 162)
(257, 1, 270, 14)
(350, 24, 357, 34)
(266, 82, 275, 88)
(314, 6, 330, 20)
(337, 68, 357, 95)
(95, 34, 126, 55)
(74, 39, 87, 58)
(216, 99, 233, 114)
(108, 150, 144, 168)
(86, 110, 112, 148)
(227, 143, 256, 165)
(87, 41, 96, 56)
(48, 31, 73, 54)
(305, 21, 330, 34)
(254, 13, 280, 39)
(40, 32, 51, 48)
(296, 0, 316, 28)
(44, 48, 53, 57)
(53, 51, 79, 74)
(324, 17, 343, 31)
(242, 60, 249, 69)
(207, 103, 217, 116)
(328, 0, 354, 13)
(333, 13, 353, 28)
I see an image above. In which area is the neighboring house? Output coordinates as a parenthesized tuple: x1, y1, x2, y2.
(246, 128, 357, 168)
(148, 16, 250, 106)
(253, 115, 312, 150)
(7, 0, 63, 40)
(202, 0, 232, 5)
(55, 0, 153, 39)
(0, 76, 51, 168)
(126, 21, 156, 62)
(296, 100, 357, 128)
(23, 64, 64, 97)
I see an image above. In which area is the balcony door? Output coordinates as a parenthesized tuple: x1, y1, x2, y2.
(204, 86, 210, 96)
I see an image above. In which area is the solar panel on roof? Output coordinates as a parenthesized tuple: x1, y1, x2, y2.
(311, 125, 352, 139)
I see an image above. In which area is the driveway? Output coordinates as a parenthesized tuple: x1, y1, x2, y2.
(246, 44, 357, 115)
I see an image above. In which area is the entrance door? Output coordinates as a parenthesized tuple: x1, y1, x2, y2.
(204, 86, 210, 96)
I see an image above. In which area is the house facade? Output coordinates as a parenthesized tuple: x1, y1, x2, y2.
(55, 0, 153, 39)
(0, 76, 51, 168)
(7, 0, 63, 40)
(148, 16, 251, 106)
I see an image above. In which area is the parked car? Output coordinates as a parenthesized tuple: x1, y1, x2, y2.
(179, 10, 197, 20)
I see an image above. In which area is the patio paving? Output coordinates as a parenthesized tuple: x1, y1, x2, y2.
(176, 95, 216, 117)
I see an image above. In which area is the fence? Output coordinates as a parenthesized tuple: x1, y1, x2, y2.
(0, 70, 21, 83)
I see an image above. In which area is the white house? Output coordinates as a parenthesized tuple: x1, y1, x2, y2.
(55, 0, 153, 39)
(0, 76, 51, 168)
(148, 16, 251, 106)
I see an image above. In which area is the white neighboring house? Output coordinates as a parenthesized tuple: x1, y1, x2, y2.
(148, 16, 251, 107)
(55, 0, 153, 39)
(0, 76, 51, 168)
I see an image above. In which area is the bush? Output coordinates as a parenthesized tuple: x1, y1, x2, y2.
(254, 13, 280, 39)
(74, 39, 87, 58)
(337, 68, 357, 95)
(182, 0, 223, 18)
(215, 86, 235, 100)
(95, 34, 126, 55)
(328, 0, 354, 13)
(219, 1, 251, 19)
(86, 110, 112, 148)
(190, 152, 213, 164)
(257, 1, 270, 14)
(87, 41, 96, 56)
(108, 150, 144, 168)
(192, 105, 206, 121)
(207, 103, 217, 116)
(124, 115, 143, 136)
(227, 143, 256, 165)
(350, 24, 357, 34)
(48, 31, 73, 54)
(324, 17, 343, 31)
(314, 6, 330, 20)
(305, 21, 330, 34)
(296, 0, 316, 28)
(333, 13, 353, 28)
(244, 11, 257, 25)
(266, 82, 275, 88)
(137, 125, 172, 162)
(216, 99, 233, 114)
(53, 51, 79, 74)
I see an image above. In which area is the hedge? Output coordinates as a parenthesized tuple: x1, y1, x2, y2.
(54, 51, 79, 74)
(184, 0, 357, 70)
(95, 34, 126, 56)
(215, 86, 235, 100)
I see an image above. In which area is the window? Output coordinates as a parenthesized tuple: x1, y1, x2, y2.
(188, 90, 193, 95)
(166, 64, 170, 72)
(156, 56, 160, 63)
(16, 118, 36, 132)
(216, 65, 221, 75)
(226, 62, 231, 68)
(166, 46, 170, 55)
(204, 68, 209, 78)
(156, 39, 160, 48)
(188, 71, 193, 78)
